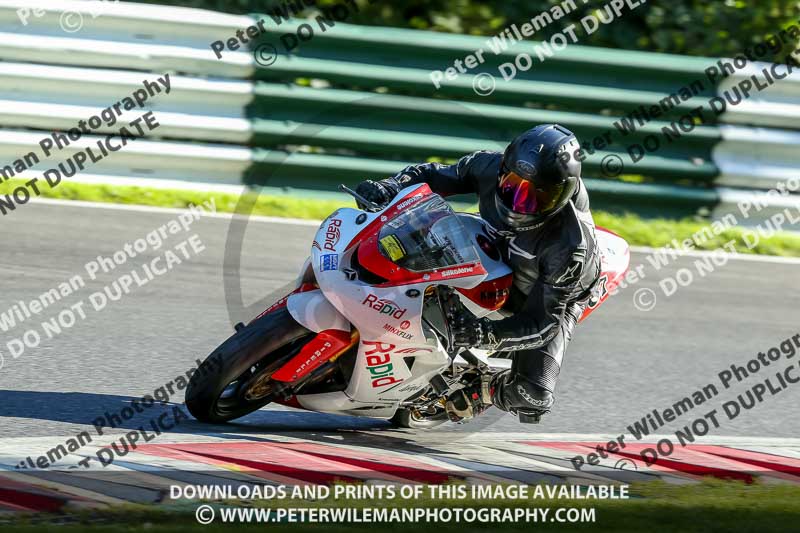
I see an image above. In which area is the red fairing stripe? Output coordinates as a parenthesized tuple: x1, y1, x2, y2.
(595, 225, 623, 239)
(271, 329, 356, 383)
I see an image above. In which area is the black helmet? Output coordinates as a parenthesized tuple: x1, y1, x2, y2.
(495, 124, 581, 229)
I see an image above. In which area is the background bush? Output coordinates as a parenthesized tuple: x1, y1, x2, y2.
(134, 0, 800, 61)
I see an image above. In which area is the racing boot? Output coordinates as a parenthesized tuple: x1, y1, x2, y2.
(491, 370, 554, 424)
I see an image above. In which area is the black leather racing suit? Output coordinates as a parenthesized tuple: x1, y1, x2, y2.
(379, 150, 601, 415)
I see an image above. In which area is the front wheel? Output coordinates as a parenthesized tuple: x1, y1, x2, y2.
(185, 308, 313, 423)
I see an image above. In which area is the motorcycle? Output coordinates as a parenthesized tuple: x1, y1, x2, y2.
(186, 183, 630, 428)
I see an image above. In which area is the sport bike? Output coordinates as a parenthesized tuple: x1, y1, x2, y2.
(186, 184, 630, 428)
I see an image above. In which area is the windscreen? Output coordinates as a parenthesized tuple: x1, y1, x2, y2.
(377, 195, 480, 273)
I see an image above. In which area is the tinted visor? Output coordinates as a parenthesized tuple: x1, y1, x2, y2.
(497, 170, 566, 215)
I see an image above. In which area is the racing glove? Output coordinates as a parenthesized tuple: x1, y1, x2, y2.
(354, 179, 400, 208)
(446, 373, 494, 422)
(452, 315, 499, 350)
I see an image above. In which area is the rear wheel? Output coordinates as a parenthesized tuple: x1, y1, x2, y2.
(186, 308, 313, 423)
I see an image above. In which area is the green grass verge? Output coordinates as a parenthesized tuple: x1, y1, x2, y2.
(2, 481, 799, 532)
(5, 179, 800, 257)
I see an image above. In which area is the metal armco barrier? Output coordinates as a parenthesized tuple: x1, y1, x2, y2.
(0, 0, 798, 224)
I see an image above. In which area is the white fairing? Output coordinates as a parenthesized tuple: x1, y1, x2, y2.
(595, 228, 630, 278)
(286, 185, 626, 418)
(286, 290, 350, 333)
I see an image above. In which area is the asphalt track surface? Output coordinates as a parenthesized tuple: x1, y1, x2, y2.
(1, 201, 797, 444)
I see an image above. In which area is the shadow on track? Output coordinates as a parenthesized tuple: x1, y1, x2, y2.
(0, 389, 387, 435)
(1, 389, 513, 458)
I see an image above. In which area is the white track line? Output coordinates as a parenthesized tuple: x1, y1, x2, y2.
(30, 197, 322, 226)
(1, 433, 798, 447)
(30, 198, 800, 264)
(630, 245, 800, 265)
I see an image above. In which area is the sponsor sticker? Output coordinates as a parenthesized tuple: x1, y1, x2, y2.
(383, 322, 412, 340)
(362, 294, 407, 319)
(320, 253, 339, 272)
(440, 266, 475, 277)
(324, 218, 342, 251)
(290, 341, 332, 380)
(516, 160, 537, 177)
(363, 341, 402, 388)
(396, 193, 424, 210)
(379, 234, 406, 261)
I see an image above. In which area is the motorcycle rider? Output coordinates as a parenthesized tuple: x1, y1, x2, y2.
(355, 124, 600, 424)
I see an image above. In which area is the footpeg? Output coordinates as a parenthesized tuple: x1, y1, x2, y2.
(518, 411, 543, 424)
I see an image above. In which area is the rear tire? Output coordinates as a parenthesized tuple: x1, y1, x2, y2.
(186, 308, 313, 423)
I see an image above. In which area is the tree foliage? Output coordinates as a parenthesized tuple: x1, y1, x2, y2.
(138, 0, 800, 61)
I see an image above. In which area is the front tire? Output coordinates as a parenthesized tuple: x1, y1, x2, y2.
(186, 308, 313, 423)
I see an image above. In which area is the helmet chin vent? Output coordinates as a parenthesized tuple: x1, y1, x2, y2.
(494, 193, 546, 231)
